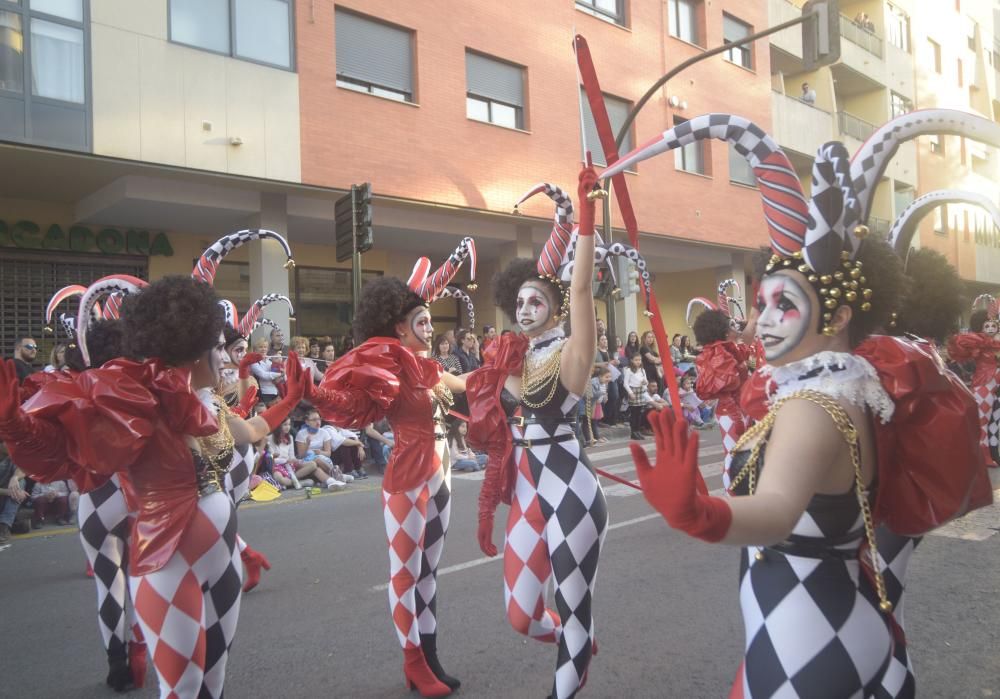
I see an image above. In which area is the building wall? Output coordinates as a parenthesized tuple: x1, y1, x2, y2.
(296, 0, 775, 251)
(90, 0, 302, 182)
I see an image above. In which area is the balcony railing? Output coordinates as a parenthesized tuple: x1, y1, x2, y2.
(838, 111, 876, 141)
(869, 217, 891, 240)
(840, 14, 883, 58)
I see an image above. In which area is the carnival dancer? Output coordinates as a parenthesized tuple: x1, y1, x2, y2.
(0, 275, 309, 698)
(947, 294, 1000, 467)
(604, 110, 993, 697)
(307, 239, 476, 698)
(687, 281, 754, 487)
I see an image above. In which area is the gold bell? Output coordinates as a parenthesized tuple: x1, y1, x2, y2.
(863, 288, 873, 300)
(754, 550, 765, 562)
(808, 275, 819, 283)
(854, 224, 871, 239)
(467, 282, 479, 291)
(829, 287, 842, 299)
(845, 291, 858, 303)
(834, 271, 845, 281)
(823, 312, 833, 321)
(824, 298, 838, 310)
(850, 267, 862, 279)
(283, 258, 297, 269)
(43, 325, 54, 334)
(643, 310, 654, 318)
(797, 264, 810, 273)
(820, 274, 833, 285)
(586, 187, 609, 201)
(879, 599, 893, 613)
(861, 302, 872, 312)
(512, 205, 521, 215)
(823, 326, 837, 337)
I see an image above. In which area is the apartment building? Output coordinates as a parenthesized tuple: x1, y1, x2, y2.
(0, 0, 830, 355)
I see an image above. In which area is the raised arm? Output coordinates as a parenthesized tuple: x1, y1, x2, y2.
(560, 164, 599, 394)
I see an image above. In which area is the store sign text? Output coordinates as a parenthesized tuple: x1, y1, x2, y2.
(0, 220, 174, 257)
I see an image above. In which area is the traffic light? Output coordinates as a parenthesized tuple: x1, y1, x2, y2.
(802, 0, 841, 70)
(615, 256, 640, 297)
(335, 191, 355, 263)
(353, 182, 374, 254)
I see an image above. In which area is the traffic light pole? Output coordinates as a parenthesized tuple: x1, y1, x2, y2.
(351, 185, 363, 314)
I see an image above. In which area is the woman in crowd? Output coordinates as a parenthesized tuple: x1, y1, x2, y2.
(315, 341, 337, 374)
(608, 109, 992, 697)
(292, 335, 325, 384)
(432, 334, 462, 376)
(623, 330, 640, 358)
(448, 420, 486, 472)
(640, 330, 663, 385)
(268, 417, 331, 489)
(43, 343, 68, 373)
(307, 238, 476, 698)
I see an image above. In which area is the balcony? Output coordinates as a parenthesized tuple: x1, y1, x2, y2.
(772, 91, 835, 158)
(839, 14, 883, 58)
(837, 111, 875, 141)
(768, 0, 803, 61)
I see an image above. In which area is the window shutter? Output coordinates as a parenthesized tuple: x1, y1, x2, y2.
(466, 53, 523, 107)
(335, 11, 412, 94)
(579, 89, 632, 167)
(723, 14, 748, 42)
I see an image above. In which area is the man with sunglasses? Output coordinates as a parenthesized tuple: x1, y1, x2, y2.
(12, 337, 38, 384)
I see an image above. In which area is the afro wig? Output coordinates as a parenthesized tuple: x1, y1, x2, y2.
(223, 324, 246, 348)
(121, 275, 224, 366)
(352, 276, 426, 344)
(970, 309, 989, 333)
(493, 258, 564, 325)
(86, 319, 126, 368)
(893, 249, 962, 343)
(692, 309, 732, 346)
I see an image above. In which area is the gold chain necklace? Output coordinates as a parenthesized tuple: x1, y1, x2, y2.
(521, 346, 563, 409)
(729, 389, 891, 614)
(196, 395, 235, 472)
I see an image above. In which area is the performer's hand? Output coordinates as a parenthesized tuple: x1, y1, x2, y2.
(233, 385, 260, 419)
(477, 516, 498, 557)
(576, 156, 600, 237)
(630, 409, 732, 542)
(283, 352, 308, 403)
(239, 352, 262, 379)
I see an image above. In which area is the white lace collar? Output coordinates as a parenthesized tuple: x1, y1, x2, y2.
(528, 326, 566, 349)
(196, 386, 221, 415)
(526, 326, 566, 367)
(760, 351, 894, 423)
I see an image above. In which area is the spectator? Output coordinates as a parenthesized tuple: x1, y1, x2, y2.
(323, 423, 367, 480)
(31, 479, 72, 528)
(623, 331, 641, 358)
(291, 336, 324, 383)
(800, 82, 817, 104)
(308, 338, 321, 361)
(453, 329, 481, 373)
(623, 353, 650, 440)
(268, 418, 338, 490)
(594, 334, 622, 426)
(482, 325, 497, 352)
(252, 345, 285, 406)
(678, 374, 713, 429)
(12, 337, 38, 383)
(448, 420, 486, 472)
(645, 380, 670, 412)
(443, 329, 457, 349)
(0, 443, 26, 543)
(596, 317, 607, 339)
(268, 327, 286, 356)
(294, 411, 347, 490)
(315, 342, 337, 374)
(588, 368, 612, 445)
(678, 335, 697, 372)
(43, 343, 68, 373)
(640, 330, 664, 385)
(364, 420, 394, 473)
(433, 334, 462, 376)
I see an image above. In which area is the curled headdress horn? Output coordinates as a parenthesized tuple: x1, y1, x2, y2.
(101, 292, 125, 320)
(45, 285, 88, 333)
(191, 229, 295, 286)
(77, 275, 148, 367)
(237, 294, 295, 338)
(851, 109, 1000, 226)
(972, 293, 999, 320)
(592, 241, 655, 316)
(439, 286, 475, 328)
(252, 317, 282, 334)
(686, 297, 717, 328)
(889, 189, 1000, 258)
(56, 313, 76, 340)
(513, 183, 575, 277)
(716, 279, 745, 322)
(600, 114, 810, 262)
(803, 141, 863, 272)
(219, 300, 239, 329)
(407, 237, 477, 302)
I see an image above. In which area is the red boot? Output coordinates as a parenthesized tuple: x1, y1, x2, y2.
(241, 545, 271, 592)
(128, 640, 147, 689)
(403, 647, 452, 698)
(85, 561, 94, 578)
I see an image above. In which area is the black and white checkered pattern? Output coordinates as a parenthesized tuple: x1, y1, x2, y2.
(515, 182, 575, 233)
(236, 293, 295, 338)
(224, 443, 254, 508)
(873, 530, 920, 699)
(439, 286, 475, 328)
(850, 109, 1000, 225)
(192, 229, 293, 286)
(414, 464, 452, 636)
(989, 383, 1000, 464)
(78, 474, 134, 657)
(888, 190, 1000, 255)
(804, 141, 861, 274)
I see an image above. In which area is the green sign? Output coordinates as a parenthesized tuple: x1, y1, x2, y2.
(0, 220, 174, 257)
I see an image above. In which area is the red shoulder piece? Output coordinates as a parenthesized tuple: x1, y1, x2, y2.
(739, 370, 772, 423)
(19, 370, 75, 403)
(946, 332, 1000, 386)
(467, 333, 529, 517)
(856, 335, 993, 536)
(694, 342, 746, 401)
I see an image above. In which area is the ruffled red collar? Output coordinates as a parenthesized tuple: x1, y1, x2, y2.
(350, 338, 442, 389)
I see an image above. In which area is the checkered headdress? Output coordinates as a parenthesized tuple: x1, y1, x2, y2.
(439, 286, 475, 328)
(407, 237, 478, 304)
(717, 278, 746, 326)
(76, 275, 148, 366)
(191, 229, 295, 285)
(237, 294, 295, 338)
(889, 189, 1000, 258)
(45, 285, 88, 338)
(685, 297, 717, 328)
(972, 294, 998, 322)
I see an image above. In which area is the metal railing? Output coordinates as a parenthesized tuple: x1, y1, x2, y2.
(838, 111, 876, 141)
(869, 217, 891, 239)
(839, 14, 883, 58)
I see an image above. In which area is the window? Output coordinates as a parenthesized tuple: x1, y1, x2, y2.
(728, 143, 755, 186)
(886, 4, 910, 52)
(668, 0, 700, 45)
(466, 51, 524, 130)
(957, 58, 964, 87)
(335, 10, 413, 102)
(673, 117, 707, 175)
(575, 0, 625, 27)
(890, 91, 912, 118)
(934, 204, 948, 234)
(966, 19, 977, 51)
(0, 0, 88, 150)
(579, 89, 633, 167)
(928, 38, 941, 73)
(294, 266, 382, 339)
(169, 0, 293, 69)
(929, 133, 944, 155)
(723, 14, 752, 69)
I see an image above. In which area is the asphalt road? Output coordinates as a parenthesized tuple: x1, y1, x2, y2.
(2, 431, 999, 699)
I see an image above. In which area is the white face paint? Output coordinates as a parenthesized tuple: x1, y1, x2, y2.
(210, 332, 228, 383)
(756, 274, 813, 362)
(984, 320, 999, 337)
(227, 338, 247, 366)
(516, 282, 555, 336)
(398, 306, 433, 352)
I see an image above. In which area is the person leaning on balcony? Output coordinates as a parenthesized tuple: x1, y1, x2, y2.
(800, 82, 817, 105)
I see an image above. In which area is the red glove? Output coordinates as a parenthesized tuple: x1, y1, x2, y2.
(238, 352, 263, 380)
(477, 515, 498, 557)
(576, 159, 599, 238)
(258, 352, 307, 432)
(0, 360, 59, 452)
(232, 385, 260, 419)
(630, 408, 732, 542)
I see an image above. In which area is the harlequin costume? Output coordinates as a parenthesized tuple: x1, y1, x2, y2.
(604, 108, 996, 697)
(467, 177, 653, 699)
(946, 294, 1000, 467)
(308, 238, 476, 698)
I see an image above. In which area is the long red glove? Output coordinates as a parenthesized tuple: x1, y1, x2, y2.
(231, 385, 260, 419)
(238, 352, 263, 380)
(0, 360, 59, 448)
(477, 515, 498, 557)
(258, 352, 307, 432)
(630, 408, 732, 542)
(576, 159, 599, 238)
